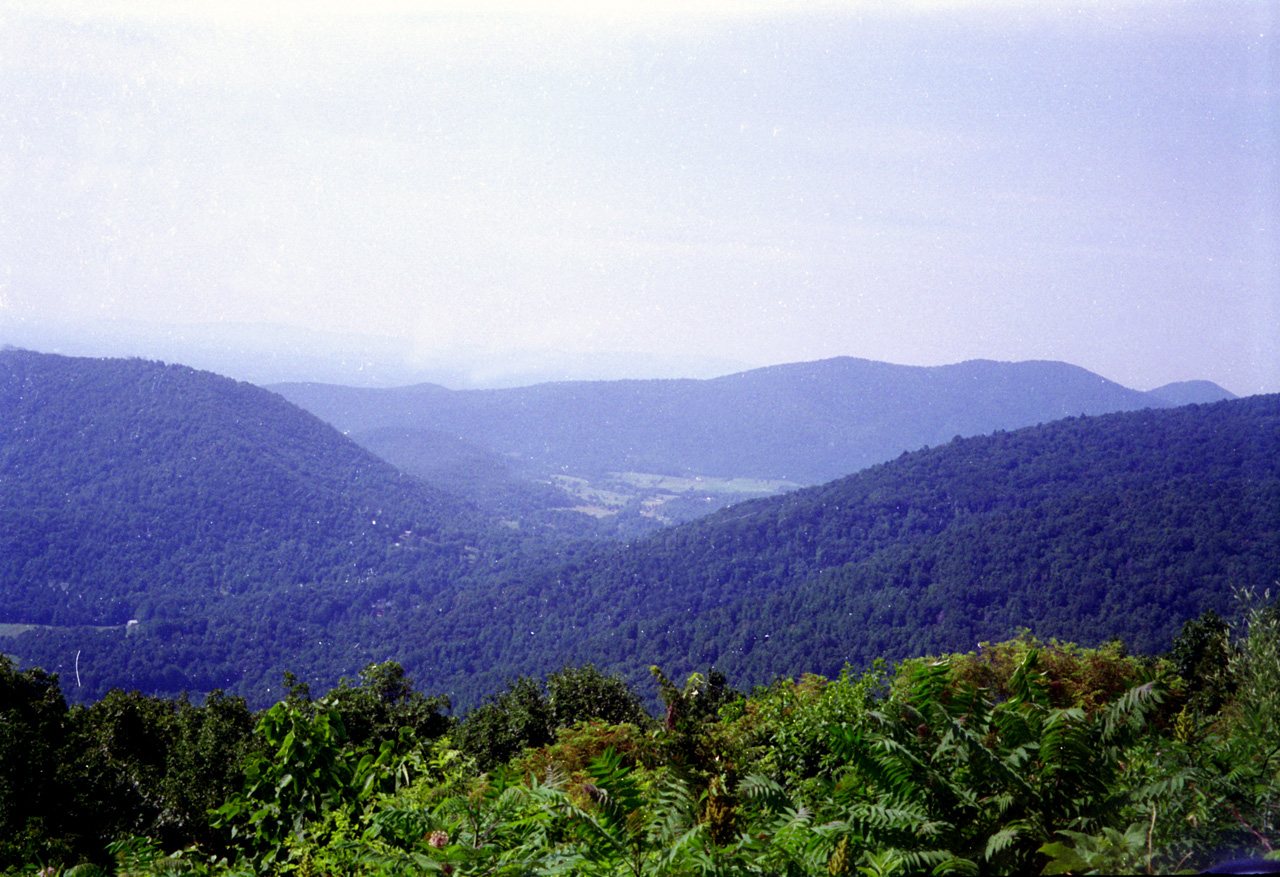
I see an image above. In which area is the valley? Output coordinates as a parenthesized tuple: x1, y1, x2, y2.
(272, 357, 1234, 536)
(0, 348, 1271, 711)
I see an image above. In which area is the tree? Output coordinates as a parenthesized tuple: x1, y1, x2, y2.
(1171, 609, 1233, 714)
(210, 694, 412, 870)
(546, 663, 649, 730)
(0, 657, 77, 867)
(455, 676, 553, 772)
(324, 661, 453, 751)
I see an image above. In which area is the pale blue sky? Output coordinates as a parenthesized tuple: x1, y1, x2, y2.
(0, 1, 1276, 393)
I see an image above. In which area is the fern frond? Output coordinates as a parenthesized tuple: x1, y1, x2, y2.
(983, 822, 1029, 861)
(649, 773, 698, 847)
(738, 772, 794, 815)
(1007, 649, 1050, 709)
(854, 803, 934, 831)
(585, 747, 644, 833)
(1132, 772, 1190, 803)
(1100, 681, 1165, 745)
(1038, 709, 1094, 787)
(865, 846, 972, 877)
(930, 705, 1036, 801)
(906, 660, 956, 709)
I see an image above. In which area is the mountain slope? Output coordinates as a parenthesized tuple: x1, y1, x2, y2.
(3, 350, 1270, 709)
(0, 349, 495, 628)
(345, 393, 1280, 703)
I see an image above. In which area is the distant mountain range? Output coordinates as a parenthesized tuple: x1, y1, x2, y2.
(273, 358, 1234, 531)
(0, 349, 1268, 709)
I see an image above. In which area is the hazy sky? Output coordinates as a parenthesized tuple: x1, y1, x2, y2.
(1, 0, 1276, 394)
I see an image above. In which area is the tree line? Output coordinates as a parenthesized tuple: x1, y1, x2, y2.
(3, 598, 1278, 875)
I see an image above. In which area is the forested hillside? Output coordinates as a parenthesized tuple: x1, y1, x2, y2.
(7, 353, 1269, 706)
(269, 391, 1271, 706)
(0, 350, 528, 697)
(527, 393, 1280, 690)
(2, 350, 1273, 711)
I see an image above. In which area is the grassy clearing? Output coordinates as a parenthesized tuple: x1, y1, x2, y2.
(609, 471, 798, 495)
(549, 470, 797, 524)
(550, 475, 632, 509)
(0, 623, 123, 638)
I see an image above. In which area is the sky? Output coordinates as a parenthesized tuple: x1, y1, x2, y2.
(0, 0, 1276, 393)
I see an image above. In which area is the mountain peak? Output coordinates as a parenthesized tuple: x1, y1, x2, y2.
(1146, 380, 1237, 406)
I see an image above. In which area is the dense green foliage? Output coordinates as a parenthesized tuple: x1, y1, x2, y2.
(453, 664, 651, 772)
(3, 611, 1279, 875)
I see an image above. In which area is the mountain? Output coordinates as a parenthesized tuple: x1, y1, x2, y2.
(1147, 380, 1237, 407)
(273, 358, 1233, 530)
(367, 393, 1279, 703)
(0, 349, 523, 697)
(2, 349, 1270, 709)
